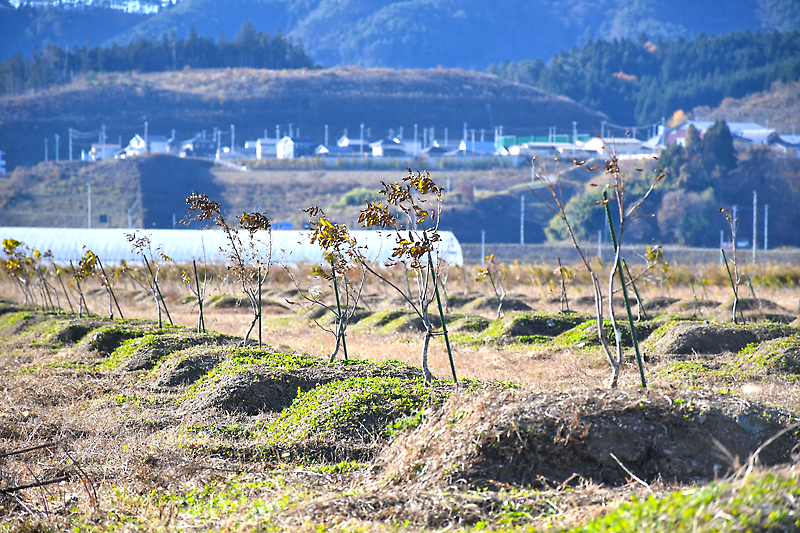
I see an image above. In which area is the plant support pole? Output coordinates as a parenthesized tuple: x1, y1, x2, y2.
(144, 256, 173, 326)
(97, 258, 124, 319)
(429, 252, 457, 382)
(622, 259, 647, 321)
(721, 249, 746, 323)
(193, 260, 204, 333)
(330, 257, 347, 361)
(258, 266, 262, 347)
(604, 192, 646, 388)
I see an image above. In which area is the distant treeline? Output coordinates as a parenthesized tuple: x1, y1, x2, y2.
(488, 31, 800, 125)
(0, 20, 317, 96)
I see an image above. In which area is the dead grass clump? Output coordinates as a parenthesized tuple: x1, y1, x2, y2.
(375, 388, 795, 492)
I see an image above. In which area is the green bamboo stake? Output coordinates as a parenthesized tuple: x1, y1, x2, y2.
(55, 269, 75, 314)
(429, 252, 457, 383)
(193, 260, 205, 333)
(144, 256, 173, 326)
(720, 249, 746, 323)
(330, 257, 348, 361)
(70, 260, 90, 317)
(604, 191, 646, 388)
(97, 257, 124, 319)
(622, 258, 647, 321)
(258, 265, 262, 348)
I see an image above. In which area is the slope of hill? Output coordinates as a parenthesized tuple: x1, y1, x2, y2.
(693, 81, 800, 133)
(6, 0, 800, 68)
(0, 67, 607, 170)
(0, 156, 554, 244)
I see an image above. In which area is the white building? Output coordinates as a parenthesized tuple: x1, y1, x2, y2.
(277, 136, 314, 159)
(256, 137, 279, 159)
(582, 137, 647, 156)
(90, 143, 122, 161)
(370, 138, 406, 157)
(121, 134, 170, 158)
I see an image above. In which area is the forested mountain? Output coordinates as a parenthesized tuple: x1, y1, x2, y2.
(0, 21, 316, 96)
(3, 0, 800, 68)
(0, 3, 150, 62)
(489, 31, 800, 125)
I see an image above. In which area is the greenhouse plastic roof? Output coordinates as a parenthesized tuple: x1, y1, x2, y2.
(0, 228, 463, 267)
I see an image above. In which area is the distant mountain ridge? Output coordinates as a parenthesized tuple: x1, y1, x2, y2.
(3, 0, 800, 67)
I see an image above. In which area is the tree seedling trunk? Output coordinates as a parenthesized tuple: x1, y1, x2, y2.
(604, 191, 646, 388)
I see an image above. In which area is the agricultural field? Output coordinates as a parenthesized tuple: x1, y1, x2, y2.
(2, 255, 800, 532)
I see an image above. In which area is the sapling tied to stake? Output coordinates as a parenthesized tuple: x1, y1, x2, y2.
(530, 137, 665, 388)
(75, 249, 123, 319)
(357, 169, 456, 382)
(1, 239, 57, 310)
(718, 207, 746, 324)
(297, 206, 369, 362)
(476, 254, 506, 320)
(124, 233, 173, 329)
(185, 192, 273, 345)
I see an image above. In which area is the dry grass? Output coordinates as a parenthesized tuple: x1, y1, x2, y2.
(1, 259, 800, 531)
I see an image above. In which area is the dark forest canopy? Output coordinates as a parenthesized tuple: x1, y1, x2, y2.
(0, 20, 317, 96)
(488, 31, 800, 126)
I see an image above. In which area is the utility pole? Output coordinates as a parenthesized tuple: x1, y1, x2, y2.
(398, 126, 403, 140)
(520, 195, 525, 245)
(44, 137, 48, 162)
(481, 231, 485, 266)
(68, 128, 73, 161)
(86, 183, 92, 229)
(144, 121, 148, 152)
(215, 128, 221, 159)
(764, 204, 769, 250)
(444, 127, 448, 147)
(359, 123, 364, 157)
(471, 130, 475, 152)
(289, 123, 293, 137)
(127, 207, 132, 229)
(752, 190, 757, 262)
(101, 124, 106, 161)
(413, 124, 418, 156)
(324, 124, 329, 146)
(276, 125, 280, 139)
(55, 134, 59, 161)
(423, 128, 427, 151)
(230, 124, 235, 154)
(572, 121, 577, 144)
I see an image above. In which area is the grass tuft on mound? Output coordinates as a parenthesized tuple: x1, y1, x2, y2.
(253, 376, 445, 447)
(557, 467, 800, 533)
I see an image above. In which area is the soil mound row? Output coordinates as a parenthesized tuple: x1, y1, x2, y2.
(376, 388, 796, 491)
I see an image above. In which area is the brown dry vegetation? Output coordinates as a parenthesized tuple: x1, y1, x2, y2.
(1, 259, 800, 532)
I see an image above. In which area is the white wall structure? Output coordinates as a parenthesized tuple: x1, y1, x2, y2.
(0, 228, 463, 267)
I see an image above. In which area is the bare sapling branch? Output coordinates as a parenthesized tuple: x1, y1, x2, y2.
(298, 205, 369, 362)
(186, 191, 273, 345)
(356, 169, 456, 382)
(530, 133, 665, 388)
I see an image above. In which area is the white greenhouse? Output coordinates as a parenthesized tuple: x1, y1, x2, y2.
(0, 228, 463, 267)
